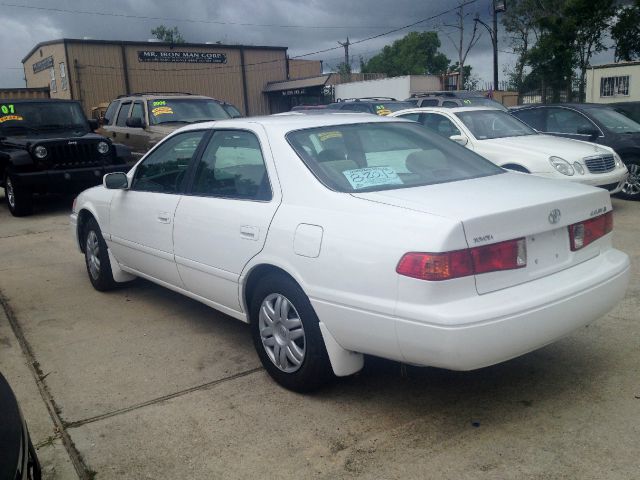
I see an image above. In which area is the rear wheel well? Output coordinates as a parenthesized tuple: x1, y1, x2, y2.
(243, 264, 298, 321)
(77, 209, 95, 253)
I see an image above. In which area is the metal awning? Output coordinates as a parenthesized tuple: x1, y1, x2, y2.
(264, 75, 331, 93)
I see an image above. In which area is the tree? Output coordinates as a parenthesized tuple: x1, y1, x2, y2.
(566, 0, 615, 101)
(336, 62, 352, 82)
(501, 0, 544, 93)
(440, 1, 481, 89)
(611, 1, 640, 61)
(151, 25, 185, 43)
(360, 31, 450, 76)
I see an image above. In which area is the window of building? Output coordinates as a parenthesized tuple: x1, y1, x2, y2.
(600, 75, 630, 97)
(59, 62, 68, 91)
(49, 67, 57, 93)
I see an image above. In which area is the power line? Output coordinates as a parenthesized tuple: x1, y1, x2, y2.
(291, 0, 479, 58)
(0, 2, 404, 29)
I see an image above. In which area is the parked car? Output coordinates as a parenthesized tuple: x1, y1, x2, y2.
(290, 105, 328, 111)
(0, 99, 132, 216)
(99, 93, 239, 157)
(0, 372, 41, 480)
(325, 97, 415, 115)
(390, 107, 628, 193)
(71, 114, 629, 392)
(405, 91, 508, 111)
(609, 101, 640, 124)
(511, 103, 640, 200)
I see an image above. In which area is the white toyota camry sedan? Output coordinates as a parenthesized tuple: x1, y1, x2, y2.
(70, 114, 630, 392)
(389, 107, 629, 194)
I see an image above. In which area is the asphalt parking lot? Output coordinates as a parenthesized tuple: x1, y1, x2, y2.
(0, 191, 638, 480)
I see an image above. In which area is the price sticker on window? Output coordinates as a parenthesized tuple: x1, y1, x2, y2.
(0, 115, 23, 123)
(343, 166, 403, 190)
(152, 106, 174, 116)
(1, 104, 16, 114)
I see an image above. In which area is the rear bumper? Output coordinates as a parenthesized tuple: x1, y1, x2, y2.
(313, 249, 630, 370)
(11, 164, 132, 192)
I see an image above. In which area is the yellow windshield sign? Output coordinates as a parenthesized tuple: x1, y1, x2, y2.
(0, 115, 24, 123)
(152, 106, 174, 116)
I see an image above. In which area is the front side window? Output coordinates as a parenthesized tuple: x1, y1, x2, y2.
(147, 99, 230, 125)
(130, 102, 144, 121)
(583, 107, 640, 134)
(600, 75, 630, 97)
(455, 110, 536, 139)
(131, 130, 206, 193)
(190, 130, 271, 200)
(287, 122, 503, 193)
(116, 102, 131, 127)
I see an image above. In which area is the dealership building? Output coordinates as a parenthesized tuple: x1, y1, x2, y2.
(21, 38, 327, 115)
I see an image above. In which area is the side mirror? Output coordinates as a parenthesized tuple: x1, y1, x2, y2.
(577, 127, 599, 141)
(88, 119, 99, 131)
(103, 172, 129, 190)
(449, 134, 469, 146)
(125, 117, 145, 128)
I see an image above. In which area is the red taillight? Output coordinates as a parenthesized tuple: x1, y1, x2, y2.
(397, 238, 526, 281)
(569, 211, 613, 251)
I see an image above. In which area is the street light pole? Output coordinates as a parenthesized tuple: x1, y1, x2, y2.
(474, 16, 498, 91)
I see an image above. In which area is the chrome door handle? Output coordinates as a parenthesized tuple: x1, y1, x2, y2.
(157, 212, 171, 224)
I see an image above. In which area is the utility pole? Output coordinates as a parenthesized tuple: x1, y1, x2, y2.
(338, 37, 351, 70)
(474, 0, 506, 91)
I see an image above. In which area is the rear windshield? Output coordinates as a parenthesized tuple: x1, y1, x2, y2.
(147, 99, 231, 125)
(455, 110, 537, 139)
(0, 101, 89, 136)
(286, 122, 503, 193)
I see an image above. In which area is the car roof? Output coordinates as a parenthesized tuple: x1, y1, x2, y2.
(393, 106, 501, 114)
(115, 93, 218, 101)
(0, 98, 79, 104)
(512, 103, 608, 111)
(176, 112, 410, 133)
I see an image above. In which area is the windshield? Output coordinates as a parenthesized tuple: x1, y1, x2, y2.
(147, 99, 231, 125)
(0, 101, 89, 136)
(286, 122, 503, 193)
(455, 110, 537, 139)
(583, 107, 640, 134)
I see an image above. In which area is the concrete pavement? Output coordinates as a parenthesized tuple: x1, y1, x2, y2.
(0, 192, 638, 479)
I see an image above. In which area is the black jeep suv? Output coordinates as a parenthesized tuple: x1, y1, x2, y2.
(1, 99, 132, 216)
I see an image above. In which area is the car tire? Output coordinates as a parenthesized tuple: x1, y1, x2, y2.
(250, 273, 334, 392)
(618, 157, 640, 201)
(4, 172, 33, 217)
(83, 217, 117, 291)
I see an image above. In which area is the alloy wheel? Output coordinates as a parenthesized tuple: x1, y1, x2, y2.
(5, 176, 15, 209)
(86, 230, 101, 280)
(259, 293, 306, 373)
(622, 163, 640, 197)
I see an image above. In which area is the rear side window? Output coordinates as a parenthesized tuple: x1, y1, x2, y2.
(131, 130, 206, 193)
(103, 101, 119, 125)
(190, 130, 271, 200)
(418, 99, 439, 107)
(287, 122, 502, 193)
(115, 102, 131, 127)
(512, 108, 545, 131)
(442, 101, 459, 108)
(130, 102, 144, 121)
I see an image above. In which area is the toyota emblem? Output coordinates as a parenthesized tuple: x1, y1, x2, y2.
(548, 209, 561, 224)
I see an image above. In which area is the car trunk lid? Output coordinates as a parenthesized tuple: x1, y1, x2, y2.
(351, 172, 612, 294)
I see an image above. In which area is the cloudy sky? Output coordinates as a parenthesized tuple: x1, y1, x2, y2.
(0, 0, 616, 89)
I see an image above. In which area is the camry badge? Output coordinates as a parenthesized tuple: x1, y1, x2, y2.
(548, 209, 561, 224)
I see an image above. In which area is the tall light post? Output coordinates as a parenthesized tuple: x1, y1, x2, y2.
(474, 0, 506, 91)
